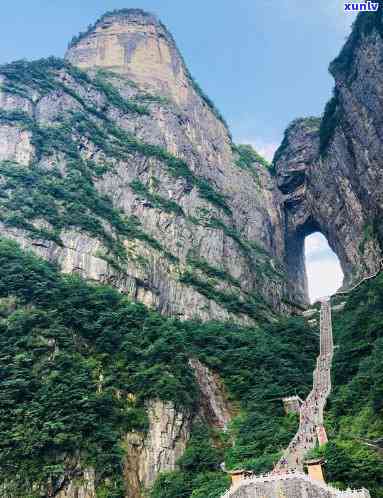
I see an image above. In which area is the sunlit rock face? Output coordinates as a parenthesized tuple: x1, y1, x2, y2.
(189, 358, 232, 429)
(55, 468, 95, 498)
(274, 118, 322, 302)
(275, 116, 381, 303)
(66, 10, 190, 105)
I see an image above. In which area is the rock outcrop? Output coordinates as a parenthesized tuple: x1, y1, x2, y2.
(66, 10, 192, 106)
(123, 363, 232, 498)
(189, 358, 232, 430)
(124, 400, 192, 498)
(55, 468, 96, 498)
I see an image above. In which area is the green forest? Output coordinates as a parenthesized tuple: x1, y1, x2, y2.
(1, 238, 382, 497)
(309, 276, 383, 498)
(0, 238, 316, 497)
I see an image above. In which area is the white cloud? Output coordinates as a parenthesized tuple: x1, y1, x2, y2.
(305, 232, 328, 252)
(277, 0, 358, 32)
(305, 233, 344, 302)
(306, 258, 344, 303)
(235, 138, 279, 161)
(318, 0, 358, 31)
(256, 142, 278, 162)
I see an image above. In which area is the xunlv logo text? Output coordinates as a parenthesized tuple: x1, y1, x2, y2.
(344, 1, 379, 11)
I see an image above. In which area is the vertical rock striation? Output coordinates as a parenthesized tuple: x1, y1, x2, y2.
(66, 10, 193, 106)
(189, 358, 232, 430)
(55, 469, 96, 498)
(124, 400, 192, 498)
(0, 8, 294, 324)
(274, 7, 383, 302)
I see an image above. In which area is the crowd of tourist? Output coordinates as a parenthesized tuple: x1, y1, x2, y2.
(273, 301, 333, 472)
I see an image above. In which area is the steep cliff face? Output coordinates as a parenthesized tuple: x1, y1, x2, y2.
(66, 10, 193, 106)
(55, 469, 95, 498)
(124, 400, 192, 498)
(122, 365, 233, 498)
(189, 358, 233, 430)
(274, 7, 383, 302)
(0, 238, 319, 498)
(0, 9, 293, 327)
(2, 5, 383, 498)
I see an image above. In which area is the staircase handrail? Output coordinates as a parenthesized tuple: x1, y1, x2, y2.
(336, 260, 383, 296)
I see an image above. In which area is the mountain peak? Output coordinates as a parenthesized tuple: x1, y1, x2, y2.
(65, 8, 188, 102)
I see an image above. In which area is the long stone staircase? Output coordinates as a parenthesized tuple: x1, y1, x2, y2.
(221, 298, 371, 498)
(274, 298, 333, 472)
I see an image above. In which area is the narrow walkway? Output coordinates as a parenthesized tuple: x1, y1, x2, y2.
(336, 260, 383, 296)
(274, 298, 333, 472)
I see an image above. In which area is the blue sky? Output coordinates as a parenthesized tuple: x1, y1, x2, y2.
(1, 0, 352, 299)
(0, 0, 357, 157)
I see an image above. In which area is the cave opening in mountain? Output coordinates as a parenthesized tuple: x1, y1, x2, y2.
(304, 232, 343, 303)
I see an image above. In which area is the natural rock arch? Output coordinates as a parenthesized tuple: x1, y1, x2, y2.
(274, 118, 382, 305)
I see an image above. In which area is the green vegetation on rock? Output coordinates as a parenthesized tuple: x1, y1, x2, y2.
(319, 91, 340, 156)
(187, 76, 231, 133)
(330, 1, 383, 80)
(0, 58, 235, 267)
(0, 58, 231, 218)
(309, 274, 383, 497)
(0, 157, 166, 259)
(0, 238, 317, 497)
(186, 256, 241, 288)
(179, 270, 270, 321)
(150, 424, 230, 498)
(130, 179, 184, 216)
(152, 313, 317, 498)
(273, 117, 321, 164)
(233, 144, 270, 171)
(0, 58, 148, 115)
(66, 10, 231, 133)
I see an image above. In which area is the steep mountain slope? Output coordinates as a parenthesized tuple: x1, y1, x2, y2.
(270, 7, 383, 495)
(0, 9, 294, 326)
(274, 4, 383, 300)
(0, 238, 317, 497)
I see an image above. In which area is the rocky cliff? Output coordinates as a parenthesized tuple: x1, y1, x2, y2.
(0, 9, 290, 498)
(51, 401, 193, 498)
(0, 8, 293, 327)
(189, 358, 233, 430)
(274, 5, 383, 301)
(124, 400, 192, 498)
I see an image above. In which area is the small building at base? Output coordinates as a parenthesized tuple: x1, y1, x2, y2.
(227, 469, 245, 488)
(305, 458, 325, 482)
